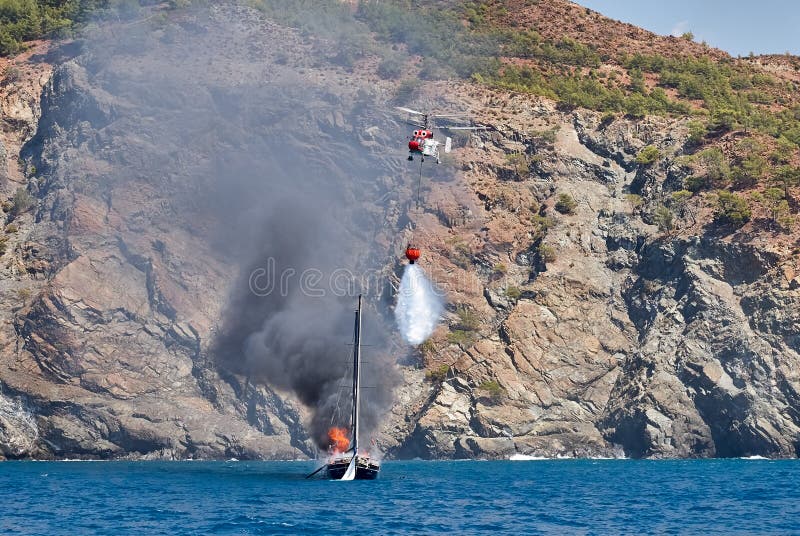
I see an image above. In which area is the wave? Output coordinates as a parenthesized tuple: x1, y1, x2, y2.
(509, 453, 549, 461)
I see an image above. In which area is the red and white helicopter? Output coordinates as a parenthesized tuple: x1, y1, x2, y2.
(395, 107, 490, 264)
(396, 106, 487, 164)
(396, 106, 489, 210)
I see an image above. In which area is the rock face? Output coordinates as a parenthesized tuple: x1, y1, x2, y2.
(379, 94, 800, 460)
(0, 5, 403, 460)
(603, 239, 799, 458)
(0, 5, 798, 460)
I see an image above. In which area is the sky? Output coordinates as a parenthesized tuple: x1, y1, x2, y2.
(575, 0, 800, 57)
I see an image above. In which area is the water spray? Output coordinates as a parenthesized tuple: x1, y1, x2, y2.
(396, 263, 443, 346)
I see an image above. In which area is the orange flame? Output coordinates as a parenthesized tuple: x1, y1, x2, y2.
(328, 427, 350, 453)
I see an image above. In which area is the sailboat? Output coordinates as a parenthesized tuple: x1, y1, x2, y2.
(325, 295, 380, 480)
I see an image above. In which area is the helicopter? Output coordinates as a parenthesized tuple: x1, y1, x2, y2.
(395, 106, 489, 210)
(397, 107, 450, 164)
(395, 107, 487, 164)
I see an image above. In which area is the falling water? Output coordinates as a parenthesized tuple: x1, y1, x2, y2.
(395, 264, 443, 345)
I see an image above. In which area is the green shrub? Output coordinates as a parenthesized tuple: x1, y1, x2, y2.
(671, 189, 693, 204)
(5, 223, 18, 233)
(684, 175, 707, 192)
(686, 120, 707, 146)
(555, 193, 577, 214)
(425, 364, 449, 382)
(332, 44, 361, 69)
(635, 145, 661, 165)
(710, 108, 737, 132)
(0, 0, 185, 57)
(418, 338, 436, 356)
(629, 68, 645, 93)
(505, 153, 528, 175)
(685, 147, 730, 191)
(530, 126, 559, 145)
(714, 190, 751, 226)
(2, 65, 20, 82)
(505, 286, 521, 300)
(702, 149, 732, 187)
(771, 165, 800, 196)
(538, 244, 556, 263)
(623, 92, 648, 118)
(599, 111, 616, 127)
(377, 54, 404, 79)
(763, 187, 789, 227)
(10, 187, 34, 216)
(418, 57, 449, 80)
(653, 206, 674, 232)
(530, 214, 554, 234)
(446, 239, 472, 269)
(731, 154, 767, 188)
(454, 305, 480, 331)
(670, 189, 694, 220)
(447, 329, 475, 348)
(625, 193, 643, 209)
(478, 380, 505, 403)
(771, 137, 797, 164)
(493, 263, 507, 275)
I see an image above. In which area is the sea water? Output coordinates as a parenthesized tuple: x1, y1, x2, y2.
(1, 459, 799, 534)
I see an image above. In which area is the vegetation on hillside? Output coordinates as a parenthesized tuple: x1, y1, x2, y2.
(2, 0, 799, 236)
(18, 0, 796, 155)
(347, 1, 799, 234)
(0, 0, 150, 55)
(554, 193, 577, 215)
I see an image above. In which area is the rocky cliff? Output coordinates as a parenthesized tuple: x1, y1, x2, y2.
(0, 5, 405, 460)
(375, 88, 800, 459)
(0, 2, 798, 460)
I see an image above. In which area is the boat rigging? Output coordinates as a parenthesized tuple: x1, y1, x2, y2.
(323, 295, 380, 481)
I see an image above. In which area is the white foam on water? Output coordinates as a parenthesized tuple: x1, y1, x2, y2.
(395, 264, 443, 345)
(509, 453, 549, 461)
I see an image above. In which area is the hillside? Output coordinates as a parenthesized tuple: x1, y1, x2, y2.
(0, 0, 797, 460)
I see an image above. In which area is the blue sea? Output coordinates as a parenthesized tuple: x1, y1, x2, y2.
(1, 459, 799, 535)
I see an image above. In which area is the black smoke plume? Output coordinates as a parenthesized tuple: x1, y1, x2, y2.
(49, 4, 404, 451)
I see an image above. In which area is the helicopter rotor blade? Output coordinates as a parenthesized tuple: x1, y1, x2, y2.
(395, 106, 425, 116)
(442, 125, 491, 130)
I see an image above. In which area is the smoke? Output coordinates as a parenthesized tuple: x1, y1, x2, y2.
(213, 194, 399, 448)
(41, 4, 407, 452)
(395, 264, 443, 345)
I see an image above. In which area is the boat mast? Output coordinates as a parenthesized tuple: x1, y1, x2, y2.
(351, 294, 362, 455)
